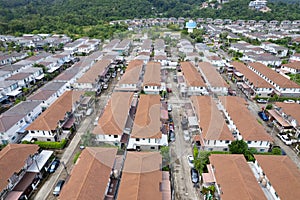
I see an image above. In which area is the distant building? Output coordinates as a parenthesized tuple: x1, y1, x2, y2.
(249, 0, 267, 10)
(185, 20, 197, 33)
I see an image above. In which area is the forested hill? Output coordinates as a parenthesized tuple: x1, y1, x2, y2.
(0, 0, 299, 36)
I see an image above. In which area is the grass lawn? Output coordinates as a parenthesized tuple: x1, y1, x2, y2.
(289, 74, 300, 85)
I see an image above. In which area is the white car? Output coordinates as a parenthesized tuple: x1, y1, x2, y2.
(283, 99, 295, 103)
(187, 155, 194, 168)
(277, 134, 293, 145)
(183, 130, 190, 141)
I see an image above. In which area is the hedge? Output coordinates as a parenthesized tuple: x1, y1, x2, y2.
(22, 139, 67, 149)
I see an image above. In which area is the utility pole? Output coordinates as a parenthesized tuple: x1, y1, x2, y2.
(61, 161, 69, 176)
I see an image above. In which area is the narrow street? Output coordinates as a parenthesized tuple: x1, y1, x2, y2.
(167, 70, 201, 200)
(34, 76, 117, 200)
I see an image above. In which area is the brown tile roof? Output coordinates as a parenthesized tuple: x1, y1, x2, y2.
(131, 95, 162, 138)
(248, 62, 300, 88)
(210, 154, 267, 200)
(118, 60, 143, 85)
(282, 61, 300, 70)
(59, 147, 117, 200)
(93, 92, 133, 135)
(231, 61, 273, 88)
(191, 96, 234, 141)
(117, 152, 162, 200)
(5, 72, 31, 80)
(26, 91, 83, 131)
(219, 96, 272, 141)
(254, 155, 300, 200)
(198, 62, 229, 88)
(143, 62, 161, 87)
(181, 62, 206, 87)
(0, 144, 39, 192)
(274, 102, 300, 123)
(76, 59, 111, 83)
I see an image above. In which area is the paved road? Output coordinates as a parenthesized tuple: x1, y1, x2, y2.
(34, 78, 116, 200)
(167, 70, 201, 200)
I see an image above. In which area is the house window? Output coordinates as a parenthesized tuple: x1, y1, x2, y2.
(223, 148, 228, 151)
(225, 140, 230, 144)
(145, 86, 148, 89)
(114, 135, 118, 138)
(150, 147, 155, 150)
(136, 138, 140, 141)
(31, 131, 34, 133)
(247, 141, 251, 144)
(260, 149, 264, 152)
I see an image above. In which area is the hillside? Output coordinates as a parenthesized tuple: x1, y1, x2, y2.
(0, 0, 299, 37)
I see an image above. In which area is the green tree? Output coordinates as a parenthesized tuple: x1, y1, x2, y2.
(160, 146, 170, 165)
(229, 140, 248, 154)
(272, 147, 282, 155)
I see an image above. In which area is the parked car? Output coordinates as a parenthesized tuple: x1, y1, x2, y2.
(283, 99, 295, 103)
(190, 168, 199, 184)
(187, 155, 194, 168)
(168, 104, 172, 112)
(53, 180, 65, 196)
(256, 99, 268, 104)
(183, 130, 190, 141)
(103, 84, 108, 89)
(48, 159, 60, 173)
(258, 111, 268, 121)
(167, 88, 172, 93)
(277, 134, 293, 145)
(169, 130, 175, 142)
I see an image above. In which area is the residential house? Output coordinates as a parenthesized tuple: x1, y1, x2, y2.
(73, 59, 111, 92)
(28, 81, 68, 109)
(180, 62, 208, 96)
(140, 39, 152, 53)
(248, 62, 300, 97)
(142, 62, 161, 94)
(63, 38, 88, 53)
(218, 96, 273, 152)
(0, 80, 20, 102)
(112, 39, 132, 56)
(135, 52, 151, 64)
(0, 64, 25, 76)
(267, 102, 300, 135)
(0, 71, 11, 81)
(198, 62, 229, 95)
(202, 154, 267, 200)
(25, 91, 84, 142)
(178, 39, 194, 54)
(117, 152, 167, 200)
(59, 147, 118, 200)
(127, 95, 168, 151)
(93, 92, 134, 146)
(208, 55, 225, 67)
(102, 39, 121, 53)
(191, 96, 234, 151)
(0, 101, 42, 144)
(231, 61, 274, 97)
(260, 42, 288, 57)
(154, 39, 165, 55)
(252, 53, 282, 66)
(254, 155, 300, 200)
(0, 144, 43, 200)
(281, 61, 300, 74)
(116, 60, 144, 92)
(154, 55, 168, 66)
(290, 53, 300, 62)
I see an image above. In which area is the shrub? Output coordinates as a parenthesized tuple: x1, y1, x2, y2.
(73, 152, 81, 164)
(22, 139, 67, 149)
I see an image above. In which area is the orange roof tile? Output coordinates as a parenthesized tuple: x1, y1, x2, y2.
(248, 62, 300, 88)
(143, 62, 161, 86)
(199, 62, 229, 88)
(0, 144, 39, 192)
(59, 147, 117, 200)
(93, 92, 133, 135)
(191, 96, 234, 141)
(219, 96, 272, 141)
(118, 60, 143, 85)
(117, 152, 162, 200)
(131, 95, 162, 138)
(210, 154, 267, 200)
(231, 61, 273, 88)
(181, 62, 206, 87)
(26, 91, 84, 131)
(254, 155, 300, 200)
